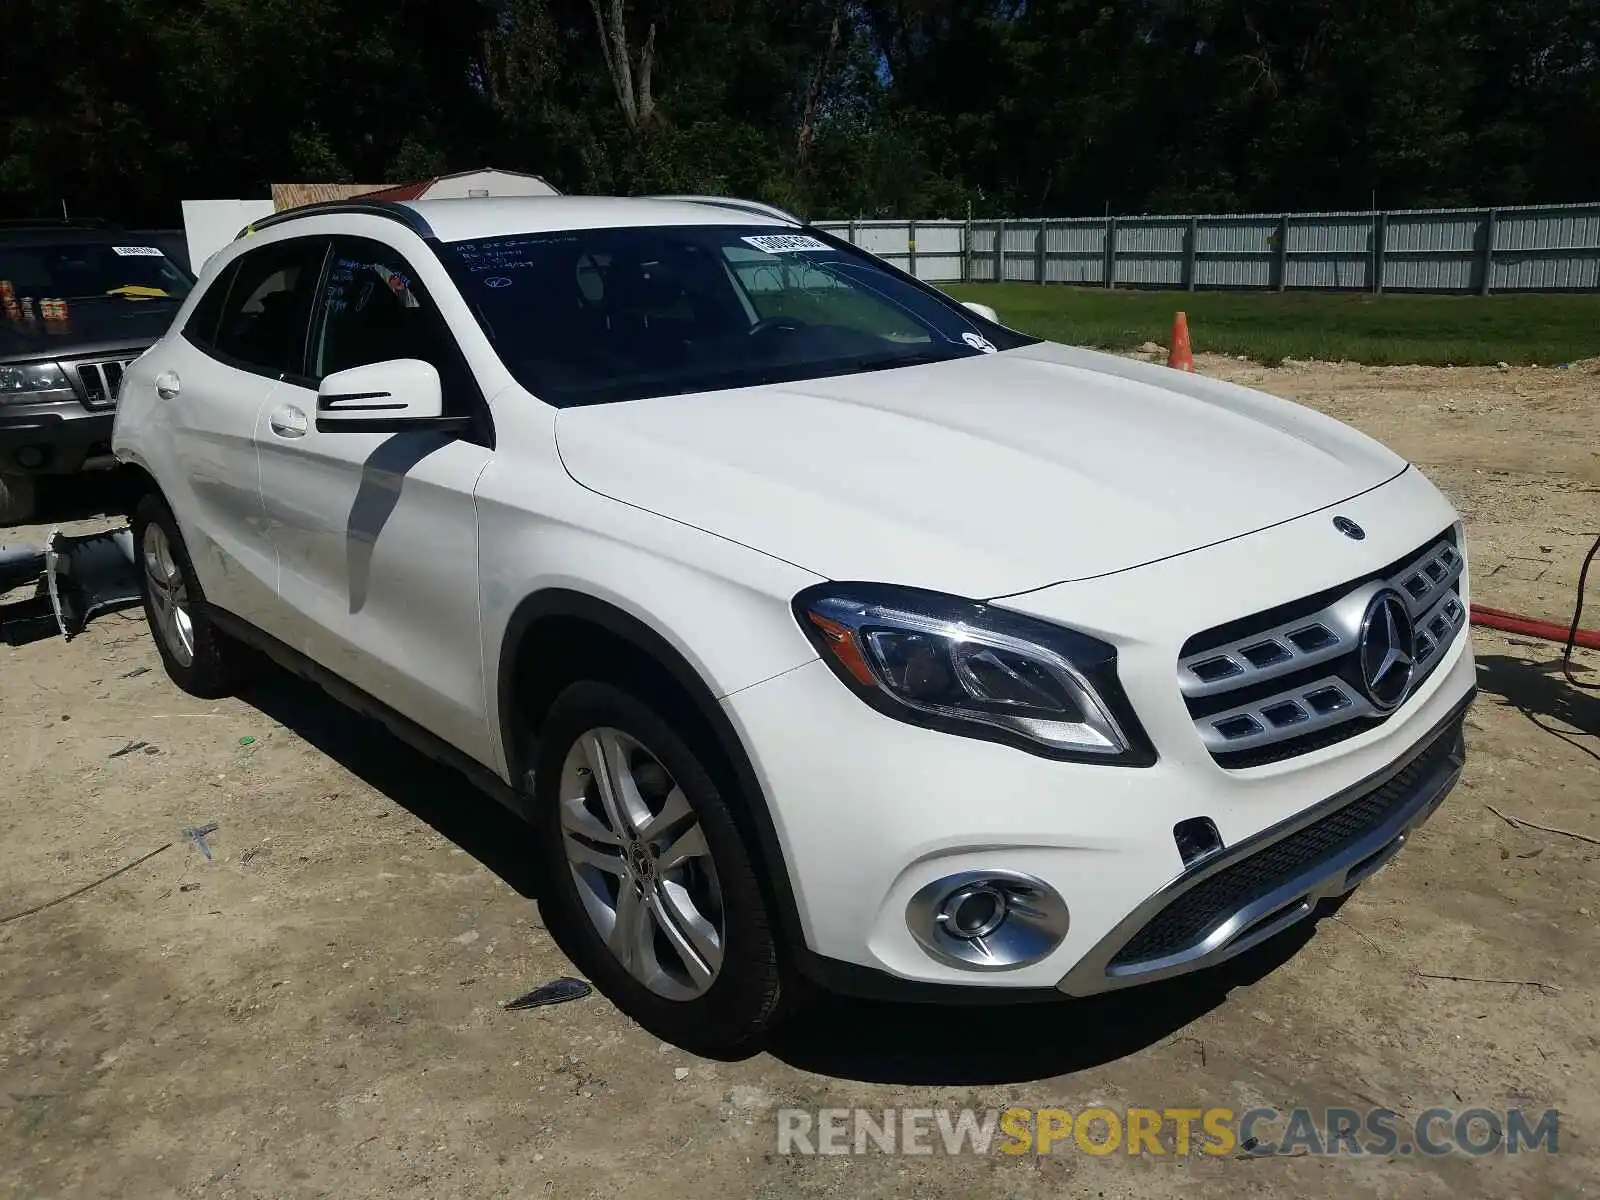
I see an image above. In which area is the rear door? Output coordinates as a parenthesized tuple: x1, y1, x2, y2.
(255, 235, 496, 765)
(154, 235, 328, 627)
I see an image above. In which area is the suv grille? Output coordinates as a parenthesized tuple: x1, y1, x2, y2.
(1179, 528, 1465, 768)
(72, 358, 134, 409)
(1110, 718, 1462, 966)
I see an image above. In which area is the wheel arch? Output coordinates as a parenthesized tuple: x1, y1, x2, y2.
(117, 457, 163, 507)
(497, 588, 810, 964)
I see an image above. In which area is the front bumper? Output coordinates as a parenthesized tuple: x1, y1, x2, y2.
(720, 468, 1477, 997)
(0, 404, 114, 474)
(1056, 692, 1468, 994)
(725, 642, 1474, 996)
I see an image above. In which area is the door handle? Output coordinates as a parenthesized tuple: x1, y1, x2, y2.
(268, 405, 309, 439)
(155, 370, 180, 400)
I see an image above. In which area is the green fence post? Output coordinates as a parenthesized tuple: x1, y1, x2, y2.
(1184, 216, 1199, 291)
(1372, 211, 1387, 294)
(1274, 214, 1289, 291)
(1104, 216, 1117, 289)
(1478, 208, 1498, 295)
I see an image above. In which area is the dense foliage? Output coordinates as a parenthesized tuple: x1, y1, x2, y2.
(3, 0, 1596, 225)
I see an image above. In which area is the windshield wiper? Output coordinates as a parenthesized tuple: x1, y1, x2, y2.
(847, 348, 967, 374)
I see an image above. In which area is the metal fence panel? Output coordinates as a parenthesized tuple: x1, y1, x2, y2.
(1114, 218, 1186, 286)
(1493, 250, 1600, 291)
(1197, 217, 1277, 255)
(1045, 219, 1105, 284)
(969, 222, 999, 281)
(1283, 215, 1372, 289)
(1191, 217, 1275, 288)
(809, 203, 1598, 292)
(850, 221, 908, 272)
(911, 220, 963, 281)
(1492, 208, 1600, 290)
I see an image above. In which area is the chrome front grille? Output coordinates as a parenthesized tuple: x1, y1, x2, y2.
(72, 358, 133, 409)
(1180, 530, 1466, 767)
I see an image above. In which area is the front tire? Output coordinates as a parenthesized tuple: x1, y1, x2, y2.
(131, 493, 252, 698)
(533, 680, 789, 1055)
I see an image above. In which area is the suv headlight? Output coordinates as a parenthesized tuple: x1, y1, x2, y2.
(0, 363, 72, 403)
(794, 583, 1154, 765)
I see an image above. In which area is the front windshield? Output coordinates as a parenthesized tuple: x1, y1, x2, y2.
(0, 239, 193, 303)
(442, 224, 1035, 406)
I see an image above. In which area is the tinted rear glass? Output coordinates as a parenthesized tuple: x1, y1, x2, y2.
(440, 225, 1034, 406)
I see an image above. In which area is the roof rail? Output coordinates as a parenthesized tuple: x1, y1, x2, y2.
(234, 199, 435, 242)
(645, 195, 803, 225)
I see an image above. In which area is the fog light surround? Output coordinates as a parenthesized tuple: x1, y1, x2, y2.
(907, 869, 1069, 970)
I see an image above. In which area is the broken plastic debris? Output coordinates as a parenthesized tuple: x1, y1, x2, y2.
(238, 736, 256, 747)
(502, 977, 592, 1011)
(45, 525, 141, 639)
(182, 822, 219, 861)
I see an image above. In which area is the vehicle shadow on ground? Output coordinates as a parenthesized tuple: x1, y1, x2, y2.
(1475, 654, 1600, 747)
(229, 647, 1329, 1086)
(238, 662, 544, 900)
(25, 469, 137, 525)
(764, 923, 1316, 1085)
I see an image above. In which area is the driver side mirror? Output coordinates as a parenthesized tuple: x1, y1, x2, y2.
(961, 301, 1000, 324)
(316, 359, 471, 434)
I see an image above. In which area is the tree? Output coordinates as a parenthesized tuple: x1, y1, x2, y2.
(1, 0, 1593, 224)
(588, 0, 656, 130)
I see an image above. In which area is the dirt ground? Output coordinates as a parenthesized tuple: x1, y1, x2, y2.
(2, 358, 1597, 1199)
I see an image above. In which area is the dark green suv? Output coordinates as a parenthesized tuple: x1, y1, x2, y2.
(0, 221, 192, 523)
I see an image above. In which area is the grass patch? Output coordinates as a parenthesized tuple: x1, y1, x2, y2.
(942, 284, 1600, 366)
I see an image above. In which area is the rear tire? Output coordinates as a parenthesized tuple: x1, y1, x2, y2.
(532, 680, 790, 1056)
(0, 473, 36, 525)
(131, 493, 253, 698)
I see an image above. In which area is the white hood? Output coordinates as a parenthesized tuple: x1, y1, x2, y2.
(554, 341, 1407, 598)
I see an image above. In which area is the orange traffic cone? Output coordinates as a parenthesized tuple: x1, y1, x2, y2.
(1167, 311, 1194, 371)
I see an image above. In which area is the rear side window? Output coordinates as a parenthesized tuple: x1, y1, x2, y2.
(208, 238, 328, 377)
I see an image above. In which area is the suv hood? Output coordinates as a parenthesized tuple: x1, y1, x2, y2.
(554, 341, 1407, 598)
(0, 299, 177, 362)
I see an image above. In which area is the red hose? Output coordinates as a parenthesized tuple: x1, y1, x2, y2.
(1470, 604, 1600, 650)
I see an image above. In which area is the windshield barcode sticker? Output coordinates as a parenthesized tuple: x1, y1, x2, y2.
(112, 245, 164, 257)
(741, 234, 829, 255)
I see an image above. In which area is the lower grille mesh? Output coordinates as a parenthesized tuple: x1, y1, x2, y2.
(1110, 722, 1462, 966)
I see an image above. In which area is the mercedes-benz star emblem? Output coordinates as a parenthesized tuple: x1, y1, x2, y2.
(1333, 516, 1366, 540)
(1358, 590, 1417, 711)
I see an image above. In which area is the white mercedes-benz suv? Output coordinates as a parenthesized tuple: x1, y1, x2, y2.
(113, 195, 1475, 1053)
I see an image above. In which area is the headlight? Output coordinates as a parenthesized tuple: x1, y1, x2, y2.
(0, 363, 72, 402)
(793, 583, 1154, 764)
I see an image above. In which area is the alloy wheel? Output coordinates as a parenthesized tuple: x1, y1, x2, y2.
(142, 523, 195, 667)
(557, 728, 725, 1000)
